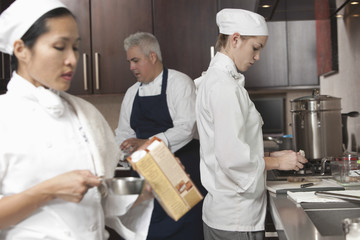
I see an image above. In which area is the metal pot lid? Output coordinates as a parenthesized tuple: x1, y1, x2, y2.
(290, 94, 341, 112)
(291, 94, 340, 101)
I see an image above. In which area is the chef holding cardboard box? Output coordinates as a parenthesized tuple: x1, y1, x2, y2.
(115, 32, 205, 240)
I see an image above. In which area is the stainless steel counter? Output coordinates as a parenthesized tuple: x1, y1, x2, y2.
(268, 187, 360, 240)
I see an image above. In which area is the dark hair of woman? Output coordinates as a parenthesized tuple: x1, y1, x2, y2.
(11, 7, 74, 70)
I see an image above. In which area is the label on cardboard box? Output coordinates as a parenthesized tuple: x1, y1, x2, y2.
(127, 137, 203, 221)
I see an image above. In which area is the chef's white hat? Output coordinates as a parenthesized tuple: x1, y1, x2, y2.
(216, 8, 268, 36)
(0, 0, 67, 55)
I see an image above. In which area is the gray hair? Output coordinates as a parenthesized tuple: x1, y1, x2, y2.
(124, 32, 162, 61)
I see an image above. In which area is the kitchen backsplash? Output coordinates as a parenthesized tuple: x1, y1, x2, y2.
(80, 94, 124, 131)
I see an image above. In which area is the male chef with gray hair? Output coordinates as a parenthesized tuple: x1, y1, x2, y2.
(115, 32, 206, 240)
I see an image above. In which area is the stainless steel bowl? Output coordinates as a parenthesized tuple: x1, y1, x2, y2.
(104, 177, 144, 195)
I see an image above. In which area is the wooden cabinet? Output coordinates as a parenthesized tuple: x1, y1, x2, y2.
(0, 0, 152, 94)
(0, 0, 320, 94)
(152, 0, 263, 80)
(61, 0, 152, 94)
(0, 0, 14, 94)
(153, 0, 218, 80)
(0, 53, 3, 84)
(59, 0, 92, 94)
(0, 52, 12, 94)
(218, 0, 257, 11)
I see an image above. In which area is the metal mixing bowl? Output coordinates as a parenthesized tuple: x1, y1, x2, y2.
(104, 177, 144, 195)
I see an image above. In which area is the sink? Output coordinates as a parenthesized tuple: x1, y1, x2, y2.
(302, 202, 360, 236)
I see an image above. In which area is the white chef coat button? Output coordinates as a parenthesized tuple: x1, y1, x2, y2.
(89, 224, 98, 231)
(46, 142, 52, 148)
(64, 230, 72, 236)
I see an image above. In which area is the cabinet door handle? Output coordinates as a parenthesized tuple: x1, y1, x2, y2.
(9, 55, 12, 77)
(1, 53, 4, 79)
(82, 53, 88, 91)
(94, 52, 100, 90)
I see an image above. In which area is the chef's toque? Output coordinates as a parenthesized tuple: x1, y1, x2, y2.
(216, 8, 268, 36)
(0, 0, 67, 55)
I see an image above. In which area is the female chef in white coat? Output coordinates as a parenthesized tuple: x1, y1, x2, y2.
(195, 9, 308, 240)
(0, 0, 152, 239)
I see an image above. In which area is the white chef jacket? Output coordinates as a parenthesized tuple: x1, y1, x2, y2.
(195, 52, 266, 232)
(0, 73, 152, 240)
(115, 69, 196, 153)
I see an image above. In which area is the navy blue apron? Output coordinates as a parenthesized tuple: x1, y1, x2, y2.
(130, 68, 206, 240)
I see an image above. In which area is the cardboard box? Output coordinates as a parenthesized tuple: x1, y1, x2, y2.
(127, 137, 203, 221)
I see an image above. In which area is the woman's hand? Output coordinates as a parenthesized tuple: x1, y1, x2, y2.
(265, 150, 308, 171)
(0, 170, 101, 229)
(44, 170, 101, 203)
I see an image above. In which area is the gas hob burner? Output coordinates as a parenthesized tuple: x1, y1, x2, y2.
(273, 159, 332, 179)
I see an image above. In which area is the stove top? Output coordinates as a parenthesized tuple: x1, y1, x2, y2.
(271, 160, 332, 180)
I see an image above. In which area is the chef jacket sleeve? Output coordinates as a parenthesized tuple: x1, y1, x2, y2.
(210, 82, 263, 193)
(154, 73, 196, 152)
(115, 87, 137, 146)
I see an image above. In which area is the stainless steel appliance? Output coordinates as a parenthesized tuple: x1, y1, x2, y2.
(290, 91, 343, 162)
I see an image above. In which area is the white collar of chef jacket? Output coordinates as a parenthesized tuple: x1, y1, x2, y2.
(7, 72, 65, 118)
(210, 52, 245, 85)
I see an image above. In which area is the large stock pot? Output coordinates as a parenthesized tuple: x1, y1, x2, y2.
(290, 92, 343, 161)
